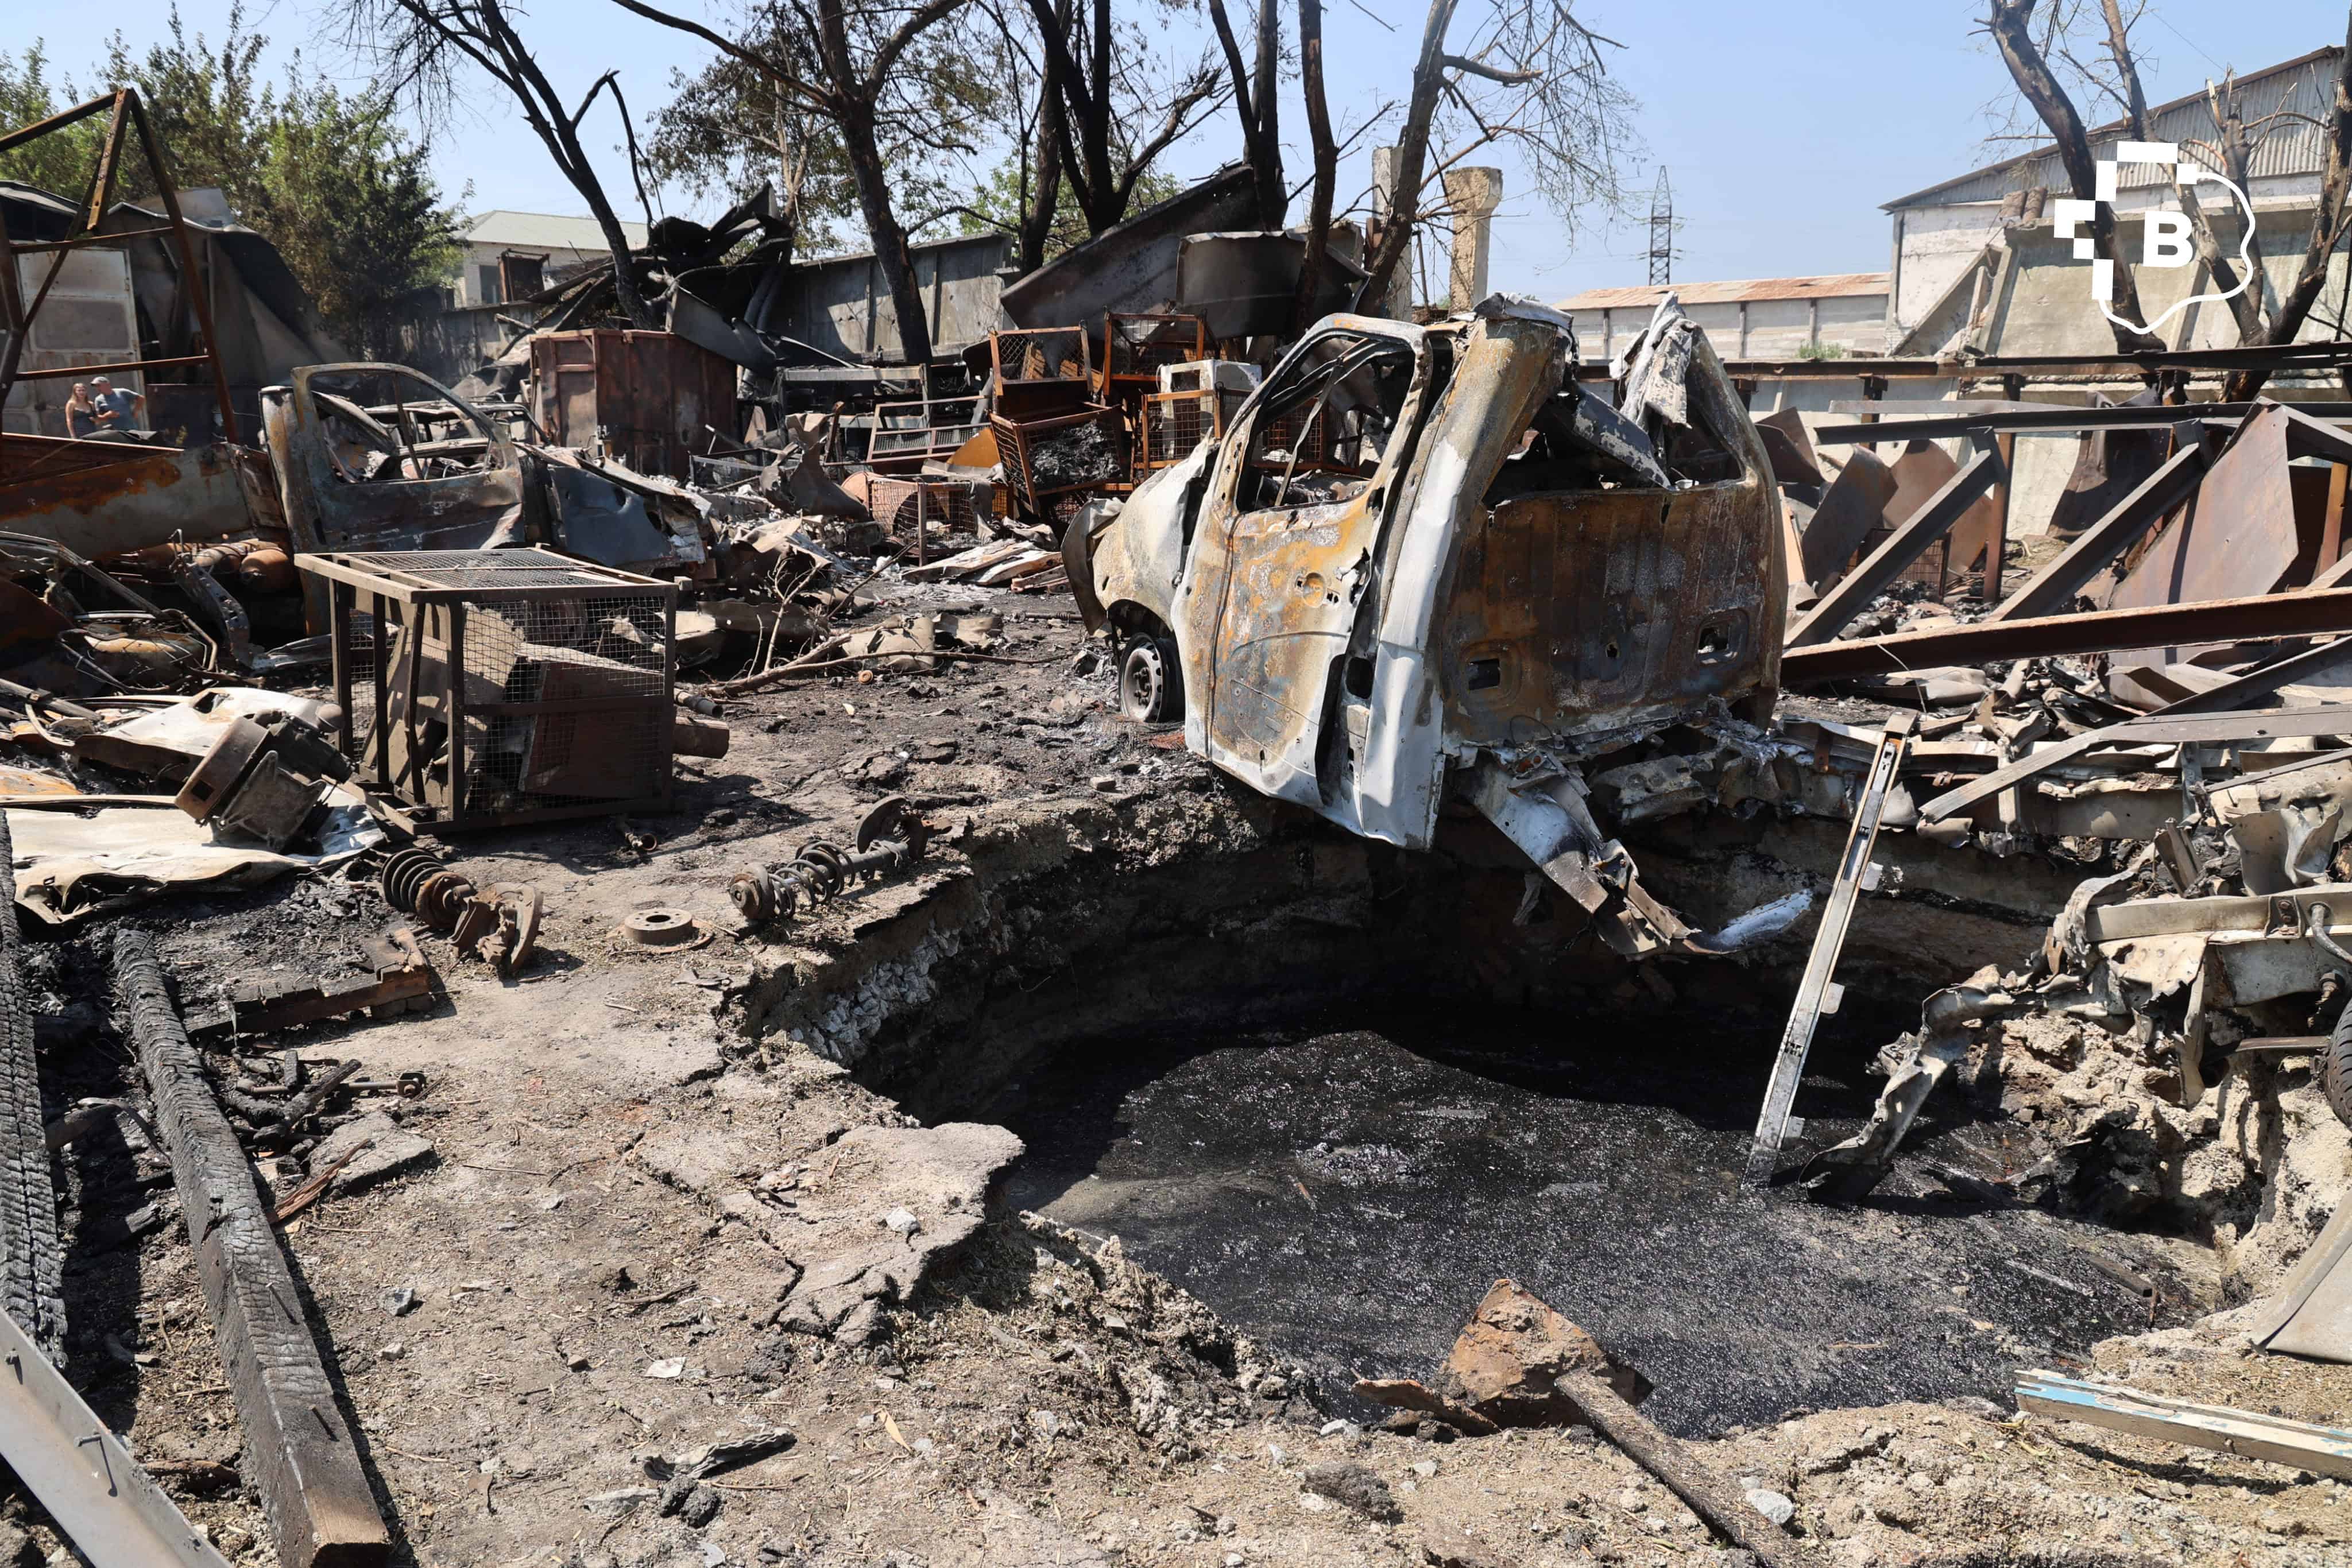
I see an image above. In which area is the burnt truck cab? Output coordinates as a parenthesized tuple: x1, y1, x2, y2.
(1082, 297, 1801, 957)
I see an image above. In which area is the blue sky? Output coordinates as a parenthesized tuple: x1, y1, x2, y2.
(15, 1, 2338, 301)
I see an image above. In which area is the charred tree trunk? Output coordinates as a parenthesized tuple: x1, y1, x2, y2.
(1289, 0, 1337, 335)
(1984, 0, 2163, 355)
(1206, 0, 1285, 230)
(2227, 17, 2352, 401)
(2096, 1, 2258, 343)
(837, 99, 935, 365)
(1352, 0, 1460, 315)
(114, 930, 392, 1568)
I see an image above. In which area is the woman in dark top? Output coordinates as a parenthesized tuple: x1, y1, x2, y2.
(63, 382, 98, 439)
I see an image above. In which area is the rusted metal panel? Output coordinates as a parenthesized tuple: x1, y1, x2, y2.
(1786, 443, 2003, 646)
(1798, 446, 1897, 589)
(1440, 478, 1776, 746)
(2109, 402, 2300, 613)
(0, 432, 259, 553)
(528, 328, 737, 480)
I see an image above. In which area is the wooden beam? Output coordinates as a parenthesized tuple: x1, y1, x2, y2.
(112, 932, 390, 1568)
(1786, 442, 2003, 646)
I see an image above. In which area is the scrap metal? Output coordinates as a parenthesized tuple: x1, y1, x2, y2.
(224, 928, 432, 1036)
(1087, 297, 1792, 957)
(1745, 712, 1914, 1189)
(728, 795, 929, 924)
(0, 1305, 234, 1568)
(1782, 587, 2352, 682)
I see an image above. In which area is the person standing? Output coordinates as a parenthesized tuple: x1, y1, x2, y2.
(63, 382, 99, 438)
(88, 375, 145, 434)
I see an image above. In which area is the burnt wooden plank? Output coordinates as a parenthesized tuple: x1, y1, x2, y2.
(113, 931, 390, 1568)
(0, 812, 64, 1360)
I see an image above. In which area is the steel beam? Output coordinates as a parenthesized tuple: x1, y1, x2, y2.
(1989, 438, 2211, 621)
(1786, 443, 2002, 646)
(1782, 587, 2352, 682)
(0, 1308, 234, 1568)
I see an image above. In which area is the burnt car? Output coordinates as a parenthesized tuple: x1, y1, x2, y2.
(1075, 297, 1800, 957)
(260, 363, 708, 628)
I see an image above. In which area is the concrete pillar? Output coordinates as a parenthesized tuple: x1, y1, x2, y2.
(1444, 167, 1504, 311)
(1370, 147, 1413, 319)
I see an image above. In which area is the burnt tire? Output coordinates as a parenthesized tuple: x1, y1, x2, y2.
(1119, 632, 1183, 723)
(2326, 1001, 2352, 1132)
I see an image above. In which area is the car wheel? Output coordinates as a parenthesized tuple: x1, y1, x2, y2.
(1119, 632, 1182, 723)
(2326, 1000, 2352, 1131)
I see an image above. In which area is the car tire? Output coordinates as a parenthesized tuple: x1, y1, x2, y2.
(2326, 1001, 2352, 1132)
(1119, 632, 1183, 723)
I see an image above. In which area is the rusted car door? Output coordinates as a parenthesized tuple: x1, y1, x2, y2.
(1178, 319, 1431, 805)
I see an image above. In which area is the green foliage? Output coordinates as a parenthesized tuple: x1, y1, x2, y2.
(0, 7, 462, 358)
(960, 156, 1183, 263)
(0, 42, 103, 195)
(1797, 340, 1850, 361)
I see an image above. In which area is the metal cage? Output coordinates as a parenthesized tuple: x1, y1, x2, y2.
(299, 548, 678, 834)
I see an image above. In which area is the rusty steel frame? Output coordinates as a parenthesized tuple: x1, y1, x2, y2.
(0, 89, 239, 466)
(1785, 438, 2004, 646)
(1784, 587, 2352, 683)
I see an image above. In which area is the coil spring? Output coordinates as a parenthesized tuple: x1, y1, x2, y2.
(381, 845, 479, 932)
(729, 842, 853, 924)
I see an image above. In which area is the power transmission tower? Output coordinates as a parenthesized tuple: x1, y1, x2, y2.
(1646, 168, 1674, 287)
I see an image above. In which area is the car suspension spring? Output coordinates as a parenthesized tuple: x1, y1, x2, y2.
(728, 795, 928, 925)
(380, 845, 478, 932)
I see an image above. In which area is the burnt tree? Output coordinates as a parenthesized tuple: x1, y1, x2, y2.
(1983, 0, 2165, 354)
(617, 0, 977, 364)
(1018, 0, 1223, 237)
(340, 0, 663, 328)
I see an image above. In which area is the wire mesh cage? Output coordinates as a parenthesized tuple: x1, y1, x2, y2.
(1103, 314, 1208, 385)
(865, 477, 982, 563)
(1247, 404, 1334, 475)
(1139, 389, 1222, 473)
(866, 396, 985, 469)
(992, 406, 1129, 516)
(297, 549, 678, 833)
(991, 327, 1091, 387)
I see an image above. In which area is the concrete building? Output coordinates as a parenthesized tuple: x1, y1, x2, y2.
(431, 210, 652, 374)
(1554, 274, 1889, 366)
(452, 210, 650, 309)
(1883, 45, 2344, 354)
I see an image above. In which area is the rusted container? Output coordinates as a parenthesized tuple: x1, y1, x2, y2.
(528, 329, 738, 480)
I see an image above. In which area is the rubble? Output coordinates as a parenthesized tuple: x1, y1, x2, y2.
(13, 48, 2352, 1568)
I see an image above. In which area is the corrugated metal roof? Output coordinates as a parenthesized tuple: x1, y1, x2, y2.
(1554, 273, 1888, 311)
(465, 210, 651, 251)
(1886, 47, 2339, 211)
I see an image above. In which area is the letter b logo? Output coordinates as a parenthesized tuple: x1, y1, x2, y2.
(2144, 210, 2195, 268)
